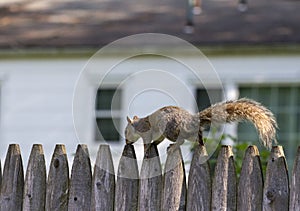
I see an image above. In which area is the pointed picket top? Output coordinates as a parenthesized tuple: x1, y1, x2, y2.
(212, 145, 237, 211)
(0, 144, 24, 211)
(263, 146, 289, 211)
(237, 145, 263, 211)
(23, 144, 46, 211)
(115, 144, 139, 211)
(140, 143, 162, 179)
(117, 144, 139, 179)
(162, 145, 187, 211)
(46, 144, 69, 211)
(68, 144, 92, 210)
(139, 144, 162, 211)
(290, 146, 300, 210)
(186, 144, 211, 211)
(94, 145, 115, 174)
(92, 144, 115, 211)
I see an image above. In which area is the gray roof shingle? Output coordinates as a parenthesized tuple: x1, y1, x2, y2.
(0, 0, 300, 48)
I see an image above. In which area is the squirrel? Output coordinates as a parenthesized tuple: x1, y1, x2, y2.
(125, 98, 278, 150)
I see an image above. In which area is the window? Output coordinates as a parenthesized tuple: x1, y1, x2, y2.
(196, 88, 223, 133)
(95, 88, 122, 142)
(238, 84, 300, 168)
(196, 88, 223, 111)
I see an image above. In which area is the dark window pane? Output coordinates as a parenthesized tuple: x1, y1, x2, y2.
(296, 112, 300, 133)
(96, 118, 120, 141)
(278, 87, 291, 107)
(257, 87, 272, 106)
(196, 88, 222, 132)
(239, 87, 253, 99)
(277, 112, 291, 133)
(196, 88, 222, 111)
(239, 85, 300, 173)
(238, 122, 257, 142)
(196, 89, 209, 111)
(96, 89, 122, 110)
(297, 87, 300, 106)
(238, 121, 249, 134)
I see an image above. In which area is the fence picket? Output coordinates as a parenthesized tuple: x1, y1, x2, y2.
(0, 144, 24, 211)
(23, 144, 46, 211)
(0, 158, 2, 192)
(186, 144, 211, 211)
(46, 144, 69, 211)
(115, 144, 139, 211)
(0, 143, 298, 210)
(263, 146, 289, 211)
(162, 146, 187, 211)
(139, 144, 162, 211)
(92, 145, 115, 211)
(290, 146, 300, 211)
(212, 145, 237, 211)
(237, 145, 263, 211)
(68, 144, 92, 211)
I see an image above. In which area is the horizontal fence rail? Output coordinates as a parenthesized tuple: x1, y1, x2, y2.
(0, 143, 298, 210)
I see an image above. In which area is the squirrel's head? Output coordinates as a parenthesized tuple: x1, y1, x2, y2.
(125, 116, 141, 144)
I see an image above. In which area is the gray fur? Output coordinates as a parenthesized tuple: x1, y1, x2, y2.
(125, 98, 278, 149)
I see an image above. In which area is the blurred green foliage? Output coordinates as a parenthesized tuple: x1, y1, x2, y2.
(190, 133, 271, 179)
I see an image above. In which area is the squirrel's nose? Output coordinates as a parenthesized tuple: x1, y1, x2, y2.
(126, 139, 131, 144)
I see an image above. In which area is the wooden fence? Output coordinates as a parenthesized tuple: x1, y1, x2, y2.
(0, 143, 299, 211)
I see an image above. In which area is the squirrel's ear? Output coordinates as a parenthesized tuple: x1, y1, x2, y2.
(133, 116, 139, 120)
(127, 116, 132, 124)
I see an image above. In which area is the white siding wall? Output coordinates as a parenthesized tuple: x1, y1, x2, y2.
(209, 56, 300, 84)
(0, 55, 299, 169)
(0, 59, 86, 165)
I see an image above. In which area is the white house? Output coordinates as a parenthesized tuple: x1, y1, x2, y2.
(1, 0, 300, 171)
(0, 44, 299, 171)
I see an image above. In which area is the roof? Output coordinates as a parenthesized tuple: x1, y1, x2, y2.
(1, 0, 300, 49)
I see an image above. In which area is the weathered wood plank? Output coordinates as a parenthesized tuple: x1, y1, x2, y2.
(46, 144, 69, 211)
(68, 144, 92, 211)
(0, 143, 297, 211)
(212, 145, 237, 211)
(263, 146, 289, 211)
(0, 158, 2, 192)
(0, 144, 24, 211)
(186, 144, 211, 211)
(237, 145, 263, 211)
(139, 144, 162, 211)
(92, 145, 115, 211)
(23, 144, 46, 211)
(290, 146, 300, 211)
(115, 144, 139, 211)
(162, 146, 187, 211)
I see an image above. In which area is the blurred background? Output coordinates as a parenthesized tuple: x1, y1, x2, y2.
(0, 0, 300, 171)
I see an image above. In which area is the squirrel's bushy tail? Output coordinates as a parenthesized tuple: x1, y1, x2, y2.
(198, 98, 278, 149)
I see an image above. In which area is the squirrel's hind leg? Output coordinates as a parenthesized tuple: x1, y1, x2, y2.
(198, 130, 204, 145)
